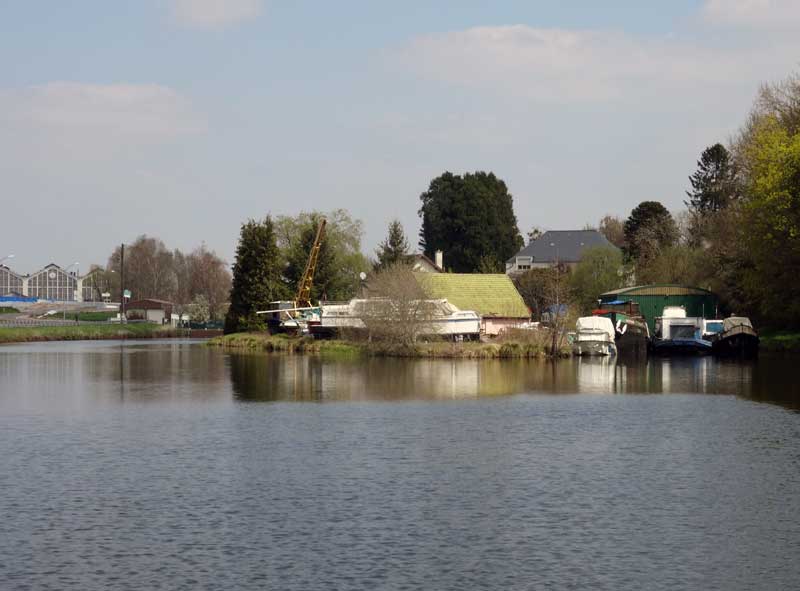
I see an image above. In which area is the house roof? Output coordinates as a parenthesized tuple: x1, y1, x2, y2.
(414, 273, 529, 318)
(601, 284, 715, 297)
(507, 230, 616, 264)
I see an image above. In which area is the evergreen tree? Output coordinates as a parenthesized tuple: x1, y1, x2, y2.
(418, 171, 524, 273)
(375, 219, 409, 270)
(224, 216, 288, 334)
(623, 201, 678, 261)
(685, 143, 737, 215)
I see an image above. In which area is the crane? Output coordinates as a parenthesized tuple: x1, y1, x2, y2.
(295, 217, 327, 310)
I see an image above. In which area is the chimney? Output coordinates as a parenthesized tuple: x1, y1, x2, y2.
(435, 250, 443, 270)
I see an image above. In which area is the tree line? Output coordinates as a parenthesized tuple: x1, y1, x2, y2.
(225, 70, 800, 333)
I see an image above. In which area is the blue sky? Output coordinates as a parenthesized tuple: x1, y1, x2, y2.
(2, 0, 799, 272)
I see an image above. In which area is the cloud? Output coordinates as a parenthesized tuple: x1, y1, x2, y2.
(171, 0, 263, 29)
(396, 25, 799, 104)
(701, 0, 800, 29)
(0, 82, 203, 137)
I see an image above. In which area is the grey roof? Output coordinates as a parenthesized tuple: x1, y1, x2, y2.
(507, 230, 616, 264)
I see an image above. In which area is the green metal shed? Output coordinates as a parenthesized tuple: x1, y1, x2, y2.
(600, 285, 719, 333)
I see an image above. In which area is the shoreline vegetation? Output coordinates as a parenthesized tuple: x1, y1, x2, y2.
(0, 324, 192, 344)
(207, 332, 572, 359)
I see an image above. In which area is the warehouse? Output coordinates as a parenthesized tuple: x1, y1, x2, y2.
(600, 285, 719, 333)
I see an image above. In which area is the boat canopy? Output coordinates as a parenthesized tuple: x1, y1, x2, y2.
(576, 316, 615, 340)
(662, 306, 687, 318)
(723, 316, 753, 331)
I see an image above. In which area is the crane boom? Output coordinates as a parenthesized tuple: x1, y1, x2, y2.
(295, 217, 327, 309)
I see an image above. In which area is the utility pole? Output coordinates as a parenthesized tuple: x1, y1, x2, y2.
(120, 244, 126, 323)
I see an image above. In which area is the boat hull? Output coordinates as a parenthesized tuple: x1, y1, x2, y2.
(712, 331, 759, 358)
(573, 340, 617, 356)
(651, 338, 712, 356)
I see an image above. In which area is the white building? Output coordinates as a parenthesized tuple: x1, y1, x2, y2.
(0, 263, 106, 302)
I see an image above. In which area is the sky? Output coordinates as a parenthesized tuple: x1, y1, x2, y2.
(2, 0, 800, 273)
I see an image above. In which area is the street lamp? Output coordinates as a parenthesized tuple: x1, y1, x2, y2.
(63, 262, 79, 320)
(0, 254, 14, 266)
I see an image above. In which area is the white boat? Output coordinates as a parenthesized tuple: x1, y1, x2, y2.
(652, 306, 711, 355)
(313, 298, 481, 340)
(573, 316, 617, 356)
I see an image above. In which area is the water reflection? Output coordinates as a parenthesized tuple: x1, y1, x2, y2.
(229, 352, 800, 411)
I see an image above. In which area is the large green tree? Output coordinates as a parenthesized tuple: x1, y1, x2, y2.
(276, 209, 369, 302)
(224, 216, 288, 334)
(623, 201, 678, 261)
(418, 171, 524, 273)
(375, 219, 409, 271)
(685, 143, 737, 215)
(568, 246, 624, 314)
(737, 114, 800, 325)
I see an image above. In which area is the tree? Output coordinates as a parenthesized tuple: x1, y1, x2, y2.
(527, 226, 544, 244)
(276, 209, 369, 302)
(736, 114, 800, 326)
(685, 143, 737, 216)
(568, 246, 624, 314)
(185, 244, 232, 320)
(623, 201, 678, 261)
(225, 216, 288, 334)
(186, 294, 211, 324)
(418, 171, 524, 273)
(107, 235, 177, 302)
(375, 219, 409, 271)
(598, 215, 626, 248)
(358, 262, 437, 346)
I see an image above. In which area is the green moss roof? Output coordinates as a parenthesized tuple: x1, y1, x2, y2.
(414, 273, 530, 318)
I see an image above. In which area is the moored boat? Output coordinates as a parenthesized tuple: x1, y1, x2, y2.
(711, 316, 759, 358)
(573, 316, 617, 356)
(592, 300, 649, 357)
(651, 306, 712, 355)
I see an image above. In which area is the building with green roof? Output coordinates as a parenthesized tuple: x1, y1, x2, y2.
(414, 273, 530, 336)
(600, 284, 719, 333)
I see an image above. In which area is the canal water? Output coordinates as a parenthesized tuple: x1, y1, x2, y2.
(1, 340, 799, 590)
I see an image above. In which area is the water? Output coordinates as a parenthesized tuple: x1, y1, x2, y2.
(1, 340, 799, 590)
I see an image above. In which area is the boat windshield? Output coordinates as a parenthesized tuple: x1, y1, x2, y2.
(672, 324, 697, 339)
(705, 321, 724, 334)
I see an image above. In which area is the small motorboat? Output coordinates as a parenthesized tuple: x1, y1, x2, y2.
(573, 316, 617, 356)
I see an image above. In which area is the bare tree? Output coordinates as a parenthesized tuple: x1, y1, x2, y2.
(358, 263, 438, 346)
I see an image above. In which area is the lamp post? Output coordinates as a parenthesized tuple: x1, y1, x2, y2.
(63, 262, 79, 320)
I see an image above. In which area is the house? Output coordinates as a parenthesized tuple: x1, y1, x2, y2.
(506, 230, 617, 274)
(125, 299, 174, 324)
(414, 273, 530, 336)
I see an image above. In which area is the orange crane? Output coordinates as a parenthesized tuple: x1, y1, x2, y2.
(295, 217, 327, 310)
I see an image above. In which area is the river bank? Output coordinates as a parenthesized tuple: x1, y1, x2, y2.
(207, 332, 572, 358)
(0, 324, 209, 344)
(759, 331, 800, 354)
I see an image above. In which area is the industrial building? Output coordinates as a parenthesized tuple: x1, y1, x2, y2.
(600, 285, 719, 333)
(0, 263, 106, 302)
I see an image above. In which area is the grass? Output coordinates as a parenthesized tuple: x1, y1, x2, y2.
(759, 331, 800, 353)
(0, 324, 184, 344)
(208, 330, 573, 359)
(0, 307, 20, 314)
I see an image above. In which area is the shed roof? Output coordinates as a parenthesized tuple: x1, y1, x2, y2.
(508, 230, 616, 264)
(414, 273, 529, 318)
(601, 284, 715, 297)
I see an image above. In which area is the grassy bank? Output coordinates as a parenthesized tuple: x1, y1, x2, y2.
(760, 331, 800, 353)
(0, 324, 186, 344)
(207, 332, 572, 359)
